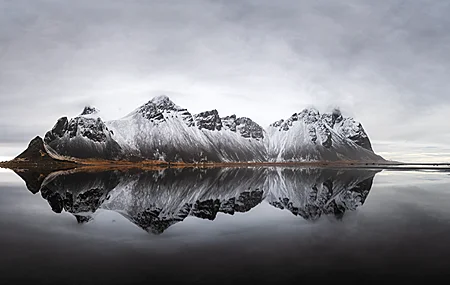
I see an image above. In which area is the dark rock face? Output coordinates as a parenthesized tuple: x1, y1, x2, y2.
(336, 118, 373, 151)
(222, 115, 265, 140)
(236, 117, 265, 140)
(80, 106, 99, 116)
(222, 115, 238, 132)
(67, 117, 108, 142)
(12, 136, 75, 167)
(194, 110, 223, 131)
(44, 117, 69, 142)
(15, 136, 54, 162)
(322, 109, 373, 151)
(44, 115, 122, 160)
(270, 119, 284, 128)
(321, 109, 342, 128)
(44, 116, 111, 143)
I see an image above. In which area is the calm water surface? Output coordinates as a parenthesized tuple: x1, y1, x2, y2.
(0, 167, 450, 284)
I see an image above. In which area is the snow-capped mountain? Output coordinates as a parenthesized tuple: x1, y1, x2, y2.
(44, 107, 122, 160)
(266, 108, 382, 161)
(41, 95, 383, 163)
(17, 167, 379, 234)
(105, 95, 267, 162)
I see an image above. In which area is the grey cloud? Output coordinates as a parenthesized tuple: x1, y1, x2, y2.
(0, 0, 449, 161)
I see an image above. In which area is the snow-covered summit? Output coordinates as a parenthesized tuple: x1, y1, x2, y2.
(150, 94, 172, 105)
(131, 95, 194, 127)
(44, 106, 121, 159)
(80, 106, 100, 116)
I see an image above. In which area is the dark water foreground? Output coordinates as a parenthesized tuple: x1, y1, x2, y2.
(0, 167, 450, 284)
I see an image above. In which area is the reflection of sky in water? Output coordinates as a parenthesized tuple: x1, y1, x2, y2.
(376, 170, 450, 186)
(0, 143, 23, 161)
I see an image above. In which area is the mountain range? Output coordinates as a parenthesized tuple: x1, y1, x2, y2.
(35, 95, 384, 164)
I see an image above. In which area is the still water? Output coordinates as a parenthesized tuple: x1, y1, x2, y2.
(0, 167, 450, 283)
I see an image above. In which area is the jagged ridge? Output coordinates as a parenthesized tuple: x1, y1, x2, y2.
(38, 95, 383, 163)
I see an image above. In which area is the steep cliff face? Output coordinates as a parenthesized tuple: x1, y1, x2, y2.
(221, 115, 265, 140)
(44, 108, 122, 160)
(322, 109, 373, 151)
(266, 108, 382, 161)
(194, 110, 223, 131)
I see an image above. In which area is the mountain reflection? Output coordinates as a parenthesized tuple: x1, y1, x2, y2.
(14, 167, 378, 234)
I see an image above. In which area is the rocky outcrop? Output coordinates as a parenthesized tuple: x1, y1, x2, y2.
(266, 108, 382, 161)
(321, 109, 372, 151)
(137, 95, 195, 127)
(222, 115, 265, 140)
(44, 108, 122, 160)
(194, 110, 223, 131)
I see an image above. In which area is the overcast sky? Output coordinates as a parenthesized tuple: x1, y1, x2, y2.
(1, 0, 449, 162)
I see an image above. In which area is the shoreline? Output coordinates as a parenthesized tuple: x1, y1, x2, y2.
(1, 159, 449, 171)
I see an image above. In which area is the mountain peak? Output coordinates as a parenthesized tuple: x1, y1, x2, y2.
(80, 106, 99, 116)
(221, 115, 264, 140)
(194, 109, 222, 131)
(332, 108, 342, 117)
(13, 136, 74, 166)
(299, 107, 320, 118)
(150, 94, 172, 105)
(140, 95, 178, 112)
(133, 95, 194, 127)
(15, 136, 46, 161)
